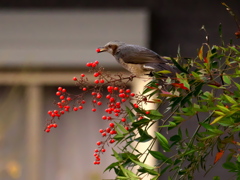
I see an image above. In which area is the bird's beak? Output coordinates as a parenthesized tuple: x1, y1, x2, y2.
(96, 47, 107, 53)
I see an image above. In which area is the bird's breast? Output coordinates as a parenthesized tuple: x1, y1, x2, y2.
(118, 58, 147, 76)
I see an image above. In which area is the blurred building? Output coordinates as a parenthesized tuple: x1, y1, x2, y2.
(0, 1, 239, 180)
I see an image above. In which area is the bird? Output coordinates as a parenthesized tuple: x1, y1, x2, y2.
(96, 40, 179, 78)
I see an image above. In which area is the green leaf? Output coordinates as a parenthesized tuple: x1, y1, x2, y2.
(171, 57, 189, 74)
(119, 165, 139, 178)
(145, 110, 163, 120)
(222, 73, 231, 85)
(213, 176, 220, 180)
(223, 94, 237, 104)
(129, 156, 155, 170)
(216, 105, 230, 113)
(170, 135, 181, 142)
(132, 118, 151, 127)
(115, 122, 129, 134)
(200, 122, 215, 130)
(125, 106, 135, 122)
(104, 162, 119, 172)
(155, 132, 170, 152)
(149, 150, 172, 163)
(223, 162, 237, 171)
(112, 148, 122, 161)
(234, 82, 240, 90)
(210, 116, 224, 125)
(138, 167, 159, 176)
(135, 128, 153, 142)
(157, 70, 172, 74)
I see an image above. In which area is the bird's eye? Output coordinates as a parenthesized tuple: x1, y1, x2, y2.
(108, 45, 112, 48)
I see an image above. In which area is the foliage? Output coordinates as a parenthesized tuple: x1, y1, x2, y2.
(102, 42, 240, 179)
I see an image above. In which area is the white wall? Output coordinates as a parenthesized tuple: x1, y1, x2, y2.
(0, 10, 148, 68)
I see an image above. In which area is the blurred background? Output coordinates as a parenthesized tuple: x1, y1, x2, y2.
(0, 0, 239, 180)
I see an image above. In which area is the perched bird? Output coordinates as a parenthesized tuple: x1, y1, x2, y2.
(96, 40, 178, 77)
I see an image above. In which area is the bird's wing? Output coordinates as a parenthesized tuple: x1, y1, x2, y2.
(118, 45, 167, 64)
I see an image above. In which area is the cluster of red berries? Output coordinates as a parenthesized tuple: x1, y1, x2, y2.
(45, 60, 139, 165)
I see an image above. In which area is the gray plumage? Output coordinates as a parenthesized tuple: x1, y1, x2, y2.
(97, 40, 178, 77)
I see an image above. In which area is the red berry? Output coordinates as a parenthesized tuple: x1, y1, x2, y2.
(79, 106, 83, 109)
(73, 107, 78, 111)
(81, 74, 85, 77)
(109, 139, 115, 143)
(97, 101, 102, 106)
(130, 93, 135, 97)
(82, 87, 87, 91)
(114, 87, 118, 91)
(121, 99, 126, 102)
(119, 89, 124, 93)
(62, 88, 67, 93)
(60, 95, 65, 100)
(81, 100, 86, 104)
(45, 129, 50, 133)
(102, 116, 107, 120)
(125, 127, 129, 130)
(94, 79, 99, 84)
(94, 149, 99, 152)
(102, 132, 107, 136)
(133, 103, 138, 108)
(96, 94, 102, 99)
(96, 48, 101, 53)
(73, 77, 77, 81)
(96, 141, 102, 146)
(94, 72, 99, 77)
(92, 108, 96, 112)
(66, 97, 71, 101)
(92, 63, 97, 67)
(92, 92, 96, 96)
(47, 124, 53, 129)
(110, 97, 115, 102)
(99, 129, 104, 133)
(58, 87, 63, 91)
(101, 149, 106, 152)
(53, 123, 58, 128)
(110, 130, 117, 134)
(95, 60, 99, 64)
(56, 91, 61, 96)
(109, 123, 115, 128)
(146, 111, 150, 115)
(107, 116, 112, 120)
(92, 99, 97, 103)
(119, 93, 125, 98)
(106, 127, 111, 133)
(138, 116, 143, 120)
(53, 110, 58, 114)
(114, 113, 119, 116)
(60, 110, 65, 114)
(106, 94, 111, 99)
(115, 102, 121, 106)
(125, 89, 131, 93)
(48, 110, 52, 114)
(121, 118, 126, 122)
(99, 79, 104, 83)
(86, 62, 92, 67)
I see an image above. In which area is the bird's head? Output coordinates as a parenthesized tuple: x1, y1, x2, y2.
(96, 41, 125, 55)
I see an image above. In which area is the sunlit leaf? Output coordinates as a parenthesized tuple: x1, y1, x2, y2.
(210, 116, 224, 125)
(222, 73, 231, 85)
(155, 132, 170, 152)
(198, 45, 204, 60)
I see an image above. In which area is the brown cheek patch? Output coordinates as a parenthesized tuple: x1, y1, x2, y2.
(111, 45, 118, 55)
